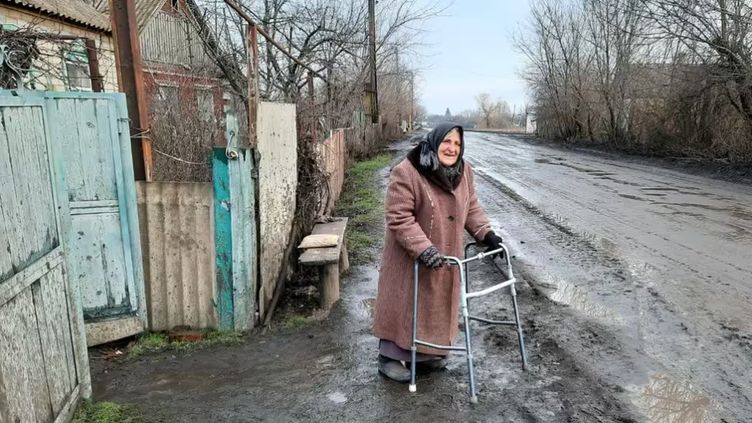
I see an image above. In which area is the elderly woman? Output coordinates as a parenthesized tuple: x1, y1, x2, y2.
(372, 123, 503, 382)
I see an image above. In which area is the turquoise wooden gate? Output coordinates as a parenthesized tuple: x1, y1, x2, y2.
(0, 94, 90, 422)
(45, 92, 146, 346)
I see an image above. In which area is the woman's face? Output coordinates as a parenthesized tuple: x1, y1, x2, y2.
(438, 129, 461, 166)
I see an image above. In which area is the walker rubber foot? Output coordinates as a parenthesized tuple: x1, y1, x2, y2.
(409, 384, 416, 393)
(470, 395, 478, 404)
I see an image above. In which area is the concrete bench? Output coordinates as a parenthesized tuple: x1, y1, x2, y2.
(298, 217, 349, 309)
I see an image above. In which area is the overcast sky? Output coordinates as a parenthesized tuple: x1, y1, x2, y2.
(411, 0, 532, 116)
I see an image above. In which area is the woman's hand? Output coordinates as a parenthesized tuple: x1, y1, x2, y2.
(419, 245, 444, 269)
(483, 232, 505, 257)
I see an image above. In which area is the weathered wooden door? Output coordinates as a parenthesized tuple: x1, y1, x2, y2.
(0, 94, 90, 422)
(45, 92, 146, 346)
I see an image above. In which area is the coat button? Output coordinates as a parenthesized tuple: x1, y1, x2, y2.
(448, 216, 455, 221)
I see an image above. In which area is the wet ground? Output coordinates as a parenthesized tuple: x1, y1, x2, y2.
(464, 132, 752, 422)
(90, 134, 751, 422)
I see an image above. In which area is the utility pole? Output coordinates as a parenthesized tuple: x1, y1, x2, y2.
(110, 0, 152, 181)
(409, 71, 414, 131)
(395, 48, 401, 130)
(366, 0, 379, 124)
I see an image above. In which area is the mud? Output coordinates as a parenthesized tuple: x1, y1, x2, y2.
(89, 135, 750, 422)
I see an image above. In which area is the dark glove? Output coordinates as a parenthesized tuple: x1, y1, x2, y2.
(483, 232, 505, 257)
(419, 245, 444, 269)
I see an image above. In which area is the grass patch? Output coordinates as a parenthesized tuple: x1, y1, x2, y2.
(335, 153, 392, 265)
(72, 400, 143, 423)
(283, 314, 310, 330)
(126, 333, 168, 358)
(127, 329, 245, 359)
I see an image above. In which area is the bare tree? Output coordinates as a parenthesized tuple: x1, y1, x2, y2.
(475, 93, 498, 128)
(639, 0, 752, 136)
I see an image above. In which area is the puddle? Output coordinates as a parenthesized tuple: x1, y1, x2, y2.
(640, 187, 680, 193)
(352, 297, 375, 319)
(637, 374, 717, 423)
(534, 274, 621, 323)
(326, 391, 348, 404)
(618, 193, 646, 201)
(585, 170, 615, 177)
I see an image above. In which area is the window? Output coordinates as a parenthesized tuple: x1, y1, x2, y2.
(63, 40, 91, 91)
(196, 88, 215, 124)
(155, 84, 180, 110)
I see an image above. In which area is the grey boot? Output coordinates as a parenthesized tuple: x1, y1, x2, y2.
(378, 355, 411, 383)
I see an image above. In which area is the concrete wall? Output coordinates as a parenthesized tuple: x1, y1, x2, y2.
(0, 6, 118, 92)
(137, 182, 217, 331)
(257, 102, 297, 319)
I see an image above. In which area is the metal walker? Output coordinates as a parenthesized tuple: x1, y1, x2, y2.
(409, 242, 528, 403)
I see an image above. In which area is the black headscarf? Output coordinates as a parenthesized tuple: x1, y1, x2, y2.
(406, 122, 464, 193)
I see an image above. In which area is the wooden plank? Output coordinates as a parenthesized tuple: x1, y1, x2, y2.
(31, 106, 60, 253)
(6, 107, 37, 269)
(106, 97, 140, 317)
(1, 108, 41, 276)
(56, 99, 87, 202)
(44, 94, 93, 401)
(72, 214, 113, 313)
(0, 287, 54, 423)
(85, 316, 143, 347)
(299, 247, 341, 265)
(33, 265, 76, 414)
(0, 249, 63, 307)
(311, 217, 348, 238)
(114, 94, 147, 327)
(213, 148, 234, 329)
(299, 218, 349, 265)
(320, 263, 340, 309)
(230, 148, 256, 330)
(98, 214, 130, 313)
(70, 206, 120, 215)
(52, 385, 80, 423)
(70, 200, 119, 209)
(0, 113, 16, 280)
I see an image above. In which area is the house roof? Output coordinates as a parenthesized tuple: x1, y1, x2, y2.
(1, 0, 170, 33)
(94, 0, 166, 31)
(3, 0, 111, 32)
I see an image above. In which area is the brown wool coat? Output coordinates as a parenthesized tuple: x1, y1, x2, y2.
(372, 158, 492, 355)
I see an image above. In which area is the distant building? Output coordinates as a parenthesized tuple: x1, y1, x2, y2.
(526, 113, 537, 134)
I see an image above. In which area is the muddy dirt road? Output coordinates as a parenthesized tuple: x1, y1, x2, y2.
(464, 132, 752, 422)
(90, 135, 750, 422)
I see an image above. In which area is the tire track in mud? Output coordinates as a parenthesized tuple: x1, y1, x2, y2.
(467, 144, 750, 422)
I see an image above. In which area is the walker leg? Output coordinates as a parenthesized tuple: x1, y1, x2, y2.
(461, 266, 478, 403)
(410, 261, 419, 392)
(510, 284, 528, 370)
